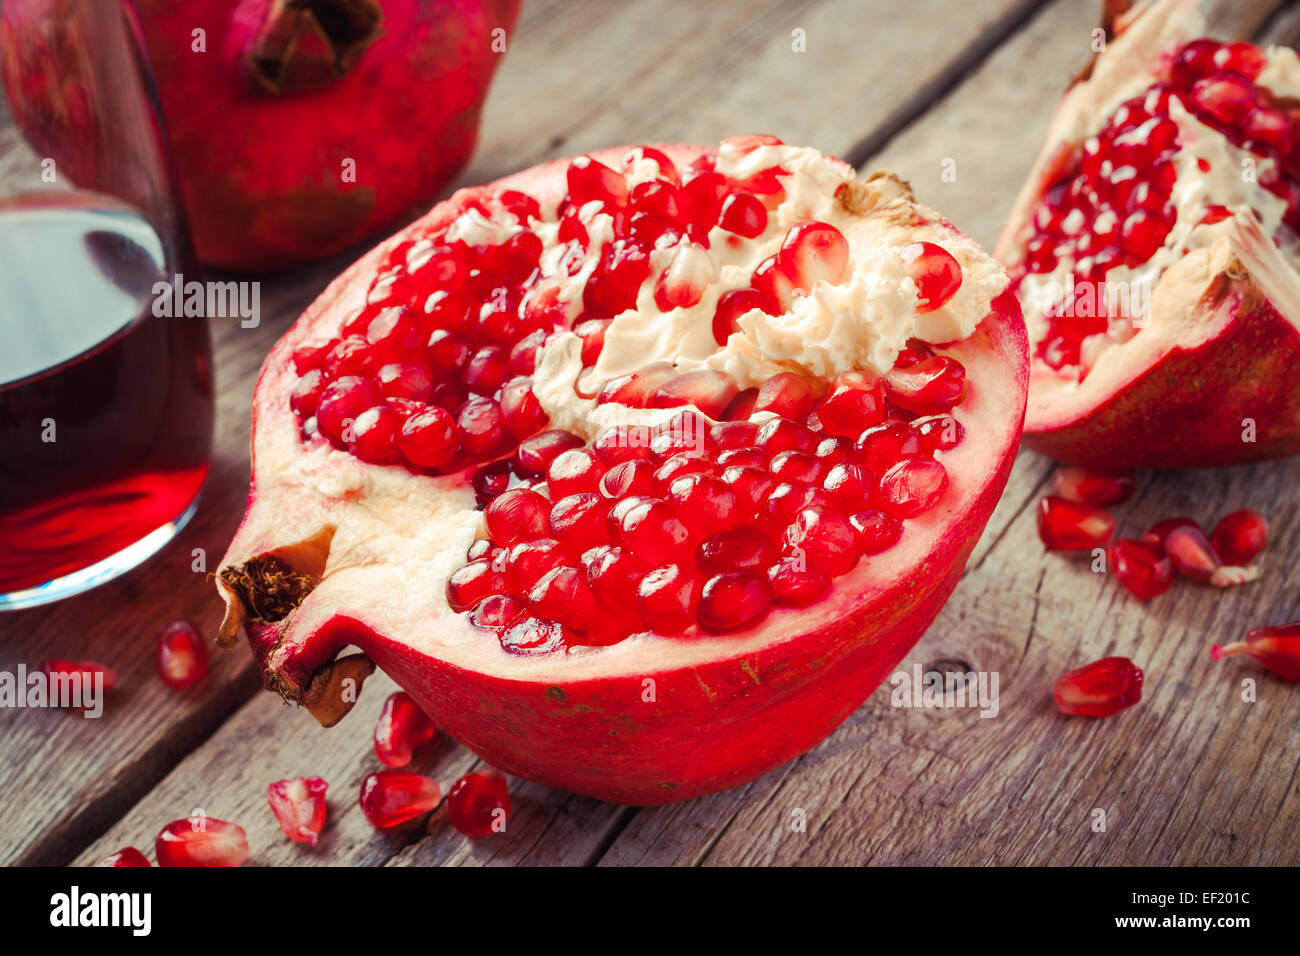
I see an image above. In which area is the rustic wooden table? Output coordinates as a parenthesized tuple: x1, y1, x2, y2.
(3, 0, 1298, 867)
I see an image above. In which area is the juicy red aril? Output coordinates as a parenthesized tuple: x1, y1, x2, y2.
(900, 242, 962, 312)
(290, 369, 327, 417)
(446, 559, 505, 612)
(1036, 495, 1115, 551)
(724, 465, 776, 515)
(515, 429, 584, 476)
(572, 318, 608, 365)
(447, 769, 512, 837)
(668, 473, 739, 536)
(359, 770, 442, 829)
(713, 288, 775, 345)
(1211, 623, 1300, 682)
(155, 817, 249, 867)
(650, 370, 739, 418)
(316, 376, 379, 445)
(1210, 508, 1268, 565)
(754, 371, 818, 419)
(677, 170, 728, 233)
(783, 506, 859, 576)
(877, 459, 948, 519)
(504, 539, 566, 595)
(585, 238, 652, 314)
(820, 462, 870, 511)
(1108, 538, 1173, 600)
(376, 362, 434, 403)
(156, 620, 209, 692)
(766, 558, 830, 606)
(584, 545, 643, 613)
(548, 493, 612, 554)
(775, 221, 849, 292)
(636, 563, 698, 634)
(813, 373, 885, 437)
(485, 488, 551, 545)
(349, 404, 404, 464)
(768, 450, 821, 484)
(42, 658, 117, 694)
(757, 417, 818, 454)
(470, 593, 526, 630)
(718, 192, 767, 237)
(527, 566, 601, 635)
(499, 377, 549, 439)
(549, 447, 605, 497)
(698, 572, 770, 632)
(457, 396, 509, 458)
(470, 459, 514, 505)
(885, 356, 965, 414)
(501, 616, 566, 655)
(267, 776, 329, 846)
(600, 459, 657, 498)
(622, 145, 680, 186)
(850, 510, 903, 554)
(567, 154, 628, 207)
(1050, 466, 1135, 506)
(762, 483, 830, 533)
(912, 415, 963, 453)
(374, 691, 437, 767)
(857, 421, 921, 475)
(598, 363, 677, 407)
(1053, 656, 1144, 717)
(1144, 516, 1198, 550)
(96, 848, 150, 867)
(612, 498, 693, 566)
(1162, 523, 1221, 581)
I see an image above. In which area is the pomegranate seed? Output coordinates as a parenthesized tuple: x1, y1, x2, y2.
(156, 817, 249, 867)
(600, 459, 657, 498)
(499, 189, 541, 222)
(375, 362, 434, 403)
(527, 565, 602, 633)
(654, 241, 711, 311)
(667, 473, 740, 536)
(500, 616, 567, 654)
(572, 318, 609, 365)
(1210, 509, 1268, 565)
(457, 396, 509, 459)
(751, 255, 797, 311)
(1211, 623, 1300, 682)
(470, 593, 526, 630)
(446, 559, 505, 612)
(598, 362, 678, 407)
(698, 572, 770, 631)
(1163, 523, 1221, 581)
(756, 417, 818, 454)
(821, 463, 873, 513)
(1144, 516, 1198, 550)
(723, 465, 776, 515)
(877, 459, 948, 518)
(447, 769, 512, 837)
(612, 498, 694, 566)
(266, 776, 329, 846)
(768, 450, 822, 484)
(499, 377, 549, 439)
(315, 376, 380, 445)
(515, 429, 584, 477)
(485, 488, 551, 546)
(885, 356, 966, 414)
(850, 509, 903, 554)
(1050, 466, 1135, 506)
(463, 345, 511, 395)
(292, 340, 333, 373)
(650, 370, 739, 419)
(813, 372, 885, 437)
(677, 170, 728, 233)
(585, 238, 652, 314)
(584, 545, 644, 613)
(470, 460, 514, 505)
(1053, 657, 1144, 717)
(753, 372, 817, 419)
(697, 526, 777, 574)
(156, 620, 208, 692)
(42, 658, 117, 694)
(549, 493, 613, 554)
(374, 692, 437, 767)
(713, 288, 775, 345)
(96, 848, 151, 867)
(1036, 495, 1115, 550)
(503, 539, 566, 596)
(1108, 538, 1173, 600)
(762, 483, 830, 532)
(549, 447, 606, 497)
(636, 563, 698, 634)
(783, 506, 859, 576)
(325, 335, 380, 378)
(775, 221, 849, 292)
(359, 770, 441, 829)
(856, 421, 921, 474)
(766, 557, 830, 606)
(655, 453, 713, 486)
(567, 155, 628, 207)
(349, 404, 404, 464)
(290, 369, 327, 417)
(622, 145, 680, 185)
(899, 242, 962, 312)
(717, 191, 768, 237)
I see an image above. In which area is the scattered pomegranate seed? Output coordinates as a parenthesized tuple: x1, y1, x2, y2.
(267, 776, 329, 846)
(899, 241, 962, 312)
(1209, 508, 1268, 565)
(1050, 466, 1136, 506)
(96, 847, 151, 867)
(1211, 623, 1300, 682)
(1053, 656, 1144, 717)
(359, 770, 442, 829)
(1108, 538, 1173, 599)
(156, 620, 209, 692)
(1037, 495, 1115, 551)
(446, 769, 512, 837)
(156, 817, 249, 867)
(41, 658, 117, 695)
(374, 691, 437, 767)
(1162, 523, 1221, 581)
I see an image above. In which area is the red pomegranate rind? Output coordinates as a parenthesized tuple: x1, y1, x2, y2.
(997, 0, 1300, 468)
(216, 143, 1027, 804)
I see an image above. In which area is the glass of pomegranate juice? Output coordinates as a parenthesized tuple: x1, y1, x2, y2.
(0, 1, 213, 609)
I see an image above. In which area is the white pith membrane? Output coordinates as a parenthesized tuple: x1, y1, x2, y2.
(218, 141, 1026, 683)
(996, 0, 1300, 430)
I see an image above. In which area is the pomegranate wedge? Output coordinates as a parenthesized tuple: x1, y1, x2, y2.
(216, 139, 1027, 804)
(997, 0, 1300, 468)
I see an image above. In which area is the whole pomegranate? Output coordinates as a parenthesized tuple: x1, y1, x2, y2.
(216, 137, 1028, 804)
(1, 0, 520, 272)
(998, 0, 1300, 467)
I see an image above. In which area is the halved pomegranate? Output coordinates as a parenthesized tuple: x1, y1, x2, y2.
(216, 139, 1027, 804)
(997, 0, 1300, 468)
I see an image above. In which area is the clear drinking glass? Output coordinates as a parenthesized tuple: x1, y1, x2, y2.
(0, 0, 213, 609)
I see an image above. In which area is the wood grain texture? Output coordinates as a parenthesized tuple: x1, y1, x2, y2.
(4, 0, 1297, 867)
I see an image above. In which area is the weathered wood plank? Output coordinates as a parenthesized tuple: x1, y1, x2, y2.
(52, 0, 1045, 866)
(597, 0, 1300, 867)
